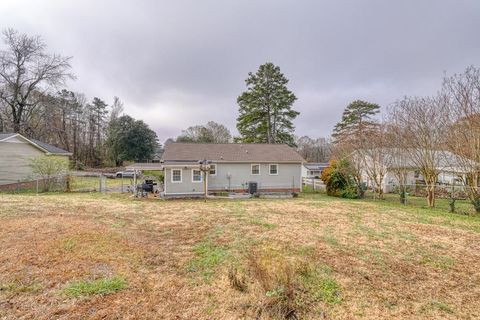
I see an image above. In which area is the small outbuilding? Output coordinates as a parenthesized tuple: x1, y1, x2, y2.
(0, 133, 72, 186)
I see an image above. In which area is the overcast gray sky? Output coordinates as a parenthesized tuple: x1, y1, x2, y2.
(1, 0, 479, 142)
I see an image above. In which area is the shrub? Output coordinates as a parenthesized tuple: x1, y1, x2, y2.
(29, 156, 70, 192)
(321, 160, 358, 199)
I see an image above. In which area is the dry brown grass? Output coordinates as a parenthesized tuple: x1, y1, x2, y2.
(1, 193, 480, 319)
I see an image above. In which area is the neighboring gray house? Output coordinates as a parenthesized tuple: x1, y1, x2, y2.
(356, 148, 475, 193)
(161, 143, 305, 197)
(0, 133, 72, 186)
(301, 162, 329, 179)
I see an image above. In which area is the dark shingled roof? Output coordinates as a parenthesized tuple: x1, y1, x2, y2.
(31, 139, 71, 155)
(162, 143, 305, 163)
(0, 133, 71, 155)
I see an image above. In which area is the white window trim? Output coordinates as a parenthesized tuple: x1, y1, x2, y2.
(251, 164, 261, 175)
(209, 164, 217, 176)
(269, 164, 279, 175)
(171, 168, 182, 183)
(192, 169, 203, 183)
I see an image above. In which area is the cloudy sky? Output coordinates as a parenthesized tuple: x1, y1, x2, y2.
(1, 0, 479, 142)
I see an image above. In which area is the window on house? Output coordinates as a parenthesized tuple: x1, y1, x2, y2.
(269, 164, 278, 175)
(209, 164, 216, 175)
(414, 170, 420, 178)
(251, 164, 260, 175)
(172, 169, 182, 182)
(192, 169, 202, 182)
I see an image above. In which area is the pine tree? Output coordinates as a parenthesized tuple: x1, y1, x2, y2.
(236, 62, 299, 146)
(332, 100, 380, 142)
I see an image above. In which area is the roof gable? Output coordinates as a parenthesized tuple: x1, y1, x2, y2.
(0, 133, 17, 141)
(162, 143, 305, 163)
(0, 133, 72, 155)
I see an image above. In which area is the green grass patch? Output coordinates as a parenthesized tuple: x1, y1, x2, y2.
(62, 238, 77, 251)
(420, 253, 455, 270)
(299, 265, 341, 304)
(427, 300, 454, 314)
(321, 227, 341, 248)
(63, 276, 127, 297)
(187, 240, 229, 281)
(249, 217, 276, 229)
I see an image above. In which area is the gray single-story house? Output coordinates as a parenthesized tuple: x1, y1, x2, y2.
(301, 162, 329, 179)
(161, 143, 305, 197)
(0, 133, 72, 186)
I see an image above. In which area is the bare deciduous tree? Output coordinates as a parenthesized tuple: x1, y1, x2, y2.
(177, 121, 232, 143)
(389, 96, 448, 208)
(296, 136, 332, 162)
(443, 66, 480, 212)
(0, 28, 74, 133)
(356, 122, 392, 199)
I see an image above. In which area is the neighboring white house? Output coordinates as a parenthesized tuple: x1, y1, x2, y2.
(159, 143, 305, 197)
(301, 162, 329, 179)
(0, 133, 72, 186)
(357, 149, 473, 193)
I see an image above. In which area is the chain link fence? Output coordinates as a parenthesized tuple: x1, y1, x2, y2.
(365, 184, 478, 214)
(0, 172, 139, 194)
(301, 179, 479, 214)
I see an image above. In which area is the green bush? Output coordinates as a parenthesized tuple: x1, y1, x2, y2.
(321, 160, 359, 199)
(340, 186, 359, 199)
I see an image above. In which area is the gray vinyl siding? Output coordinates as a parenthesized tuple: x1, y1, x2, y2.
(0, 139, 46, 185)
(164, 167, 205, 195)
(164, 162, 302, 195)
(209, 163, 301, 191)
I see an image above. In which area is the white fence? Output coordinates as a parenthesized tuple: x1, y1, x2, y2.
(302, 177, 325, 191)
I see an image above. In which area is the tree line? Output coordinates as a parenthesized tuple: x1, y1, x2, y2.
(324, 66, 480, 213)
(0, 29, 158, 167)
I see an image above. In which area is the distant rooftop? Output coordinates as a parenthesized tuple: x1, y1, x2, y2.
(303, 162, 330, 170)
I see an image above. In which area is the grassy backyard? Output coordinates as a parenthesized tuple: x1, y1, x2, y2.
(1, 193, 480, 319)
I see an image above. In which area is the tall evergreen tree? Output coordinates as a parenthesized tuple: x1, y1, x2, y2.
(236, 62, 299, 146)
(332, 100, 380, 142)
(91, 97, 108, 146)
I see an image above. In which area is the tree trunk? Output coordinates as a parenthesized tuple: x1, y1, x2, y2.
(471, 199, 480, 213)
(426, 185, 435, 208)
(399, 185, 406, 204)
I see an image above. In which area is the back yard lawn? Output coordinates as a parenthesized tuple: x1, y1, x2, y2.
(1, 193, 479, 319)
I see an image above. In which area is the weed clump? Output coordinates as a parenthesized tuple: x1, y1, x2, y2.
(232, 244, 341, 319)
